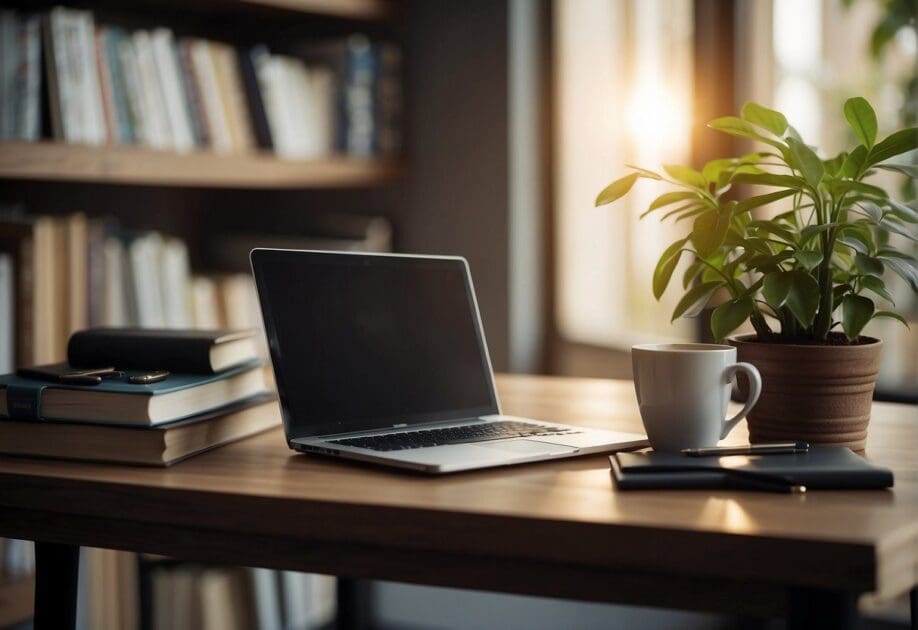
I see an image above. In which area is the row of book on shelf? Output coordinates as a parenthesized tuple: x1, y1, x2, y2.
(0, 5, 401, 158)
(0, 207, 392, 372)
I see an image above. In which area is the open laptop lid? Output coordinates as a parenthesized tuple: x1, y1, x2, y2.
(250, 249, 501, 440)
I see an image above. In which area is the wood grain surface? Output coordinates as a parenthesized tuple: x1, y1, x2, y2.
(0, 374, 915, 616)
(0, 142, 400, 189)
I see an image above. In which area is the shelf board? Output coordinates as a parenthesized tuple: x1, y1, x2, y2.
(0, 142, 401, 189)
(0, 574, 34, 628)
(238, 0, 393, 19)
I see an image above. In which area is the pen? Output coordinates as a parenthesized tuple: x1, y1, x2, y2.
(681, 441, 810, 457)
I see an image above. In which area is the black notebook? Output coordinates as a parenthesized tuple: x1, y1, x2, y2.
(610, 447, 894, 491)
(67, 328, 258, 374)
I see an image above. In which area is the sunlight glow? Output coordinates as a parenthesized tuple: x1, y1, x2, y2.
(624, 84, 690, 150)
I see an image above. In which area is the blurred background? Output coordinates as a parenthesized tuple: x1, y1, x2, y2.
(0, 0, 915, 629)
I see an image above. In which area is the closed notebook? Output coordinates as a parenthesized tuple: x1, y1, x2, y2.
(0, 362, 267, 426)
(0, 394, 278, 466)
(68, 327, 258, 374)
(610, 447, 894, 491)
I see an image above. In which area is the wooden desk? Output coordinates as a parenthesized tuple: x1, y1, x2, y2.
(0, 374, 916, 629)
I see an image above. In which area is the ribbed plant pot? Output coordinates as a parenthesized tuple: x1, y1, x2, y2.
(729, 334, 882, 451)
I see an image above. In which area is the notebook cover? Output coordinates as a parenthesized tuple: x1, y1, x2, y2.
(67, 327, 256, 373)
(0, 360, 263, 397)
(611, 447, 894, 490)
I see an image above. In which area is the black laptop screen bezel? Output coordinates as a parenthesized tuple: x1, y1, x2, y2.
(250, 249, 501, 440)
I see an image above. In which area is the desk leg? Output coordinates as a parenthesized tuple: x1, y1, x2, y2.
(34, 542, 80, 630)
(337, 577, 372, 630)
(910, 587, 916, 630)
(786, 587, 858, 630)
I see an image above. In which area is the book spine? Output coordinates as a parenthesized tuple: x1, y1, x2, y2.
(104, 28, 136, 144)
(133, 30, 172, 150)
(343, 35, 374, 156)
(189, 39, 232, 153)
(17, 14, 41, 140)
(177, 38, 209, 148)
(116, 34, 149, 146)
(0, 10, 18, 139)
(151, 28, 194, 152)
(75, 9, 106, 145)
(94, 26, 116, 144)
(238, 45, 273, 151)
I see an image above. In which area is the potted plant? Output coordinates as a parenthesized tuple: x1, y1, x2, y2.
(597, 97, 917, 450)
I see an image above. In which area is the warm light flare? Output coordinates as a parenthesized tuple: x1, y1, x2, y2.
(624, 84, 690, 150)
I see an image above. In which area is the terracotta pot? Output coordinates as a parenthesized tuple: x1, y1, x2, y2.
(729, 334, 882, 451)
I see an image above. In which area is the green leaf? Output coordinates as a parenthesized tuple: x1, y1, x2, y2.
(762, 271, 794, 308)
(794, 250, 822, 271)
(866, 127, 918, 166)
(860, 275, 895, 304)
(702, 158, 734, 183)
(842, 295, 875, 341)
(875, 163, 918, 178)
(595, 173, 639, 206)
(682, 258, 705, 289)
(748, 220, 797, 244)
(873, 311, 909, 327)
(626, 164, 663, 180)
(786, 137, 825, 188)
(843, 97, 878, 149)
(663, 164, 706, 188)
(840, 144, 868, 178)
(730, 172, 807, 189)
(741, 102, 788, 136)
(665, 204, 707, 222)
(691, 210, 731, 258)
(880, 217, 918, 242)
(885, 200, 918, 224)
(838, 237, 868, 256)
(641, 191, 700, 218)
(671, 281, 723, 321)
(878, 254, 918, 291)
(653, 238, 689, 300)
(854, 253, 884, 276)
(708, 116, 788, 153)
(735, 189, 797, 213)
(710, 297, 754, 340)
(786, 270, 820, 328)
(800, 222, 844, 246)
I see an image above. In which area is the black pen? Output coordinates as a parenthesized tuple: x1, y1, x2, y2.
(682, 441, 810, 457)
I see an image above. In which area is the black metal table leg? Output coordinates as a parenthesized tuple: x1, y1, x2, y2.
(34, 542, 80, 630)
(337, 577, 373, 630)
(910, 587, 916, 630)
(787, 587, 859, 630)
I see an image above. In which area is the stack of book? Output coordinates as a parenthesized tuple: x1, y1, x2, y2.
(0, 328, 277, 465)
(0, 208, 392, 370)
(0, 5, 401, 158)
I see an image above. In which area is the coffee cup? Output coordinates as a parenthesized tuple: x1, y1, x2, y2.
(631, 343, 762, 451)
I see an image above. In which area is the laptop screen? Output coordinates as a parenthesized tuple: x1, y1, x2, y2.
(251, 250, 500, 438)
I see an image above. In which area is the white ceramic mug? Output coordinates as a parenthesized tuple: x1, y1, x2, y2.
(631, 343, 762, 451)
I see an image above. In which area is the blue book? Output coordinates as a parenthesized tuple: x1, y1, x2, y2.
(0, 362, 267, 426)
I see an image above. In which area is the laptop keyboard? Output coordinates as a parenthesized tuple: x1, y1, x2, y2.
(328, 420, 582, 452)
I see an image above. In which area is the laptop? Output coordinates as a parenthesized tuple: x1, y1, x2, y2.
(250, 249, 648, 473)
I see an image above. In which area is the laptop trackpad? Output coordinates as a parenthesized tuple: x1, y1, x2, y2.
(473, 439, 576, 455)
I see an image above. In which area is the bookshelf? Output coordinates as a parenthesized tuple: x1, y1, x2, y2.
(0, 141, 401, 189)
(239, 0, 393, 19)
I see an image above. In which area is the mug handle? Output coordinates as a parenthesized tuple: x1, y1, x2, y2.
(721, 362, 762, 439)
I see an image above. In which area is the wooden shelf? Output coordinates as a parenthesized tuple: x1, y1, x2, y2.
(238, 0, 393, 19)
(0, 574, 34, 628)
(0, 142, 401, 189)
